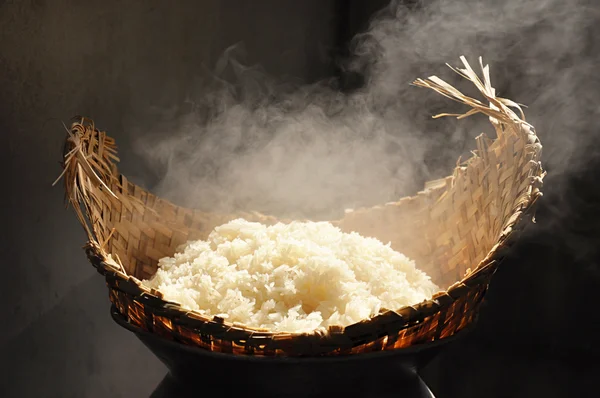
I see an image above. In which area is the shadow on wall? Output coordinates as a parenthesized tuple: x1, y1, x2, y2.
(0, 276, 165, 397)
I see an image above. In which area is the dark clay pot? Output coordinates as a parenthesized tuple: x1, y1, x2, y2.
(111, 306, 467, 398)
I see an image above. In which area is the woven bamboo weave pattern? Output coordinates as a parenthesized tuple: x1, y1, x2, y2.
(59, 57, 544, 356)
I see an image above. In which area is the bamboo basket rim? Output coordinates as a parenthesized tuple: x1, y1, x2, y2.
(56, 56, 545, 345)
(109, 303, 473, 362)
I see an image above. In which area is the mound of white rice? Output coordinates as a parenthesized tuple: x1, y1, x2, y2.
(142, 219, 438, 333)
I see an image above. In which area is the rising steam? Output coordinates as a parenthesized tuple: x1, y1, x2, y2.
(132, 0, 599, 220)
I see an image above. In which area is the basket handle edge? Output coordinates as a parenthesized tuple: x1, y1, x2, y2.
(54, 117, 121, 247)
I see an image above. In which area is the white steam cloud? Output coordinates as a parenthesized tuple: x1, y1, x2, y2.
(132, 0, 599, 220)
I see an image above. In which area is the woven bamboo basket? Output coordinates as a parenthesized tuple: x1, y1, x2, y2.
(58, 57, 544, 358)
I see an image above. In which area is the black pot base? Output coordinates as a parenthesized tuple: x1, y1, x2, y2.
(111, 306, 464, 397)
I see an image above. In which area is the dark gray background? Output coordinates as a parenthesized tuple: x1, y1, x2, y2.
(1, 0, 599, 397)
